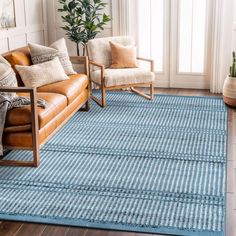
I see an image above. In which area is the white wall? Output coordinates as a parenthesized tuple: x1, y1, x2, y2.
(233, 1, 236, 51)
(46, 0, 112, 55)
(0, 0, 48, 54)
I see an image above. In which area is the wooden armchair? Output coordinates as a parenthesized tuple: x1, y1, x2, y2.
(86, 36, 155, 107)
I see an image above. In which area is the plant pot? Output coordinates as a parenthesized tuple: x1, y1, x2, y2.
(223, 76, 236, 107)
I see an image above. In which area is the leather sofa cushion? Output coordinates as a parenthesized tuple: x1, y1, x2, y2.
(4, 125, 32, 133)
(3, 90, 89, 148)
(3, 47, 32, 86)
(37, 74, 88, 105)
(5, 92, 67, 129)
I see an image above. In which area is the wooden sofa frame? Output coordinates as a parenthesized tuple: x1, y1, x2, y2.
(89, 57, 155, 108)
(0, 56, 90, 167)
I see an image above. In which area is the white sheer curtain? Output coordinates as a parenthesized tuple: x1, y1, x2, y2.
(210, 0, 235, 93)
(111, 0, 136, 37)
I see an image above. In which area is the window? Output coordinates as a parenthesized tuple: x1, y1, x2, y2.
(137, 0, 164, 72)
(136, 0, 212, 88)
(179, 0, 207, 73)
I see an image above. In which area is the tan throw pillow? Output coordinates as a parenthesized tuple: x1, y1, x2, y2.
(15, 57, 69, 88)
(109, 41, 138, 69)
(28, 38, 76, 75)
(0, 56, 18, 99)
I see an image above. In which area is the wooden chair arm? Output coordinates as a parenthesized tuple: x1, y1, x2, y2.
(137, 57, 154, 72)
(89, 61, 105, 86)
(89, 61, 105, 69)
(70, 56, 87, 62)
(70, 56, 89, 77)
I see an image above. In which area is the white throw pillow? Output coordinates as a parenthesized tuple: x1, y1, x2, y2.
(0, 56, 18, 99)
(15, 57, 69, 88)
(28, 38, 76, 75)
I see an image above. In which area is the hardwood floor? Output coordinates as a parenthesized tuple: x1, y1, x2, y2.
(0, 88, 235, 236)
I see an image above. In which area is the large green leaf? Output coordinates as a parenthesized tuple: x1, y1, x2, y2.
(58, 0, 111, 55)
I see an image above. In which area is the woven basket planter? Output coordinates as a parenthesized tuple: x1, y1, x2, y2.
(223, 76, 236, 107)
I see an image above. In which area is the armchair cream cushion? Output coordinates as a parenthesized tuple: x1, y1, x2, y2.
(91, 68, 155, 87)
(87, 36, 135, 70)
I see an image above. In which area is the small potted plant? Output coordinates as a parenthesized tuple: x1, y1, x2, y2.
(58, 0, 111, 56)
(223, 51, 236, 107)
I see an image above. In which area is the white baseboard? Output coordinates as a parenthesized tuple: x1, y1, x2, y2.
(170, 81, 210, 89)
(153, 79, 210, 89)
(155, 80, 170, 88)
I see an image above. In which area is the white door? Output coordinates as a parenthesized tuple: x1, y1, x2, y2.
(137, 0, 212, 89)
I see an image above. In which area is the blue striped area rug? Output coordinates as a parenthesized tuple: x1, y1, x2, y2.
(0, 93, 227, 236)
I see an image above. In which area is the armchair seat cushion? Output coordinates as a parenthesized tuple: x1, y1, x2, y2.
(91, 68, 155, 87)
(5, 92, 67, 130)
(37, 74, 88, 105)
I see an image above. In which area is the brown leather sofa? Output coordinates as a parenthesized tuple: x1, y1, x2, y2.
(0, 47, 90, 167)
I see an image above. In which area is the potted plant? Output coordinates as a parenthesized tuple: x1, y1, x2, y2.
(223, 52, 236, 107)
(58, 0, 111, 56)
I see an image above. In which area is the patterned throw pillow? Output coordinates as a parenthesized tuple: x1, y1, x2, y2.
(15, 57, 69, 88)
(0, 56, 18, 99)
(28, 38, 76, 75)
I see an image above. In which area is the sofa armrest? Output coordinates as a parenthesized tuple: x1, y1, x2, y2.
(137, 57, 154, 72)
(89, 61, 106, 87)
(0, 86, 35, 93)
(70, 56, 89, 77)
(0, 87, 39, 156)
(0, 87, 38, 119)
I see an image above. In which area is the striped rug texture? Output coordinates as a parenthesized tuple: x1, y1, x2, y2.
(0, 93, 227, 236)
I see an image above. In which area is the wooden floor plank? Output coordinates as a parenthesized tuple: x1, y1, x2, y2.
(234, 210, 236, 235)
(65, 227, 87, 236)
(40, 225, 69, 236)
(234, 169, 236, 210)
(136, 234, 166, 236)
(227, 160, 234, 193)
(0, 221, 22, 236)
(14, 223, 46, 236)
(108, 231, 135, 236)
(226, 193, 235, 236)
(84, 229, 110, 236)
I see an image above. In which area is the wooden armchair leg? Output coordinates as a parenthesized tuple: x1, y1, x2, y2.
(32, 126, 40, 167)
(91, 86, 107, 108)
(85, 99, 90, 111)
(33, 146, 40, 167)
(31, 88, 40, 167)
(131, 86, 153, 100)
(150, 82, 154, 100)
(102, 87, 106, 107)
